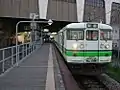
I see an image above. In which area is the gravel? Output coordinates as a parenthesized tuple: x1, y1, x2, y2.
(97, 74, 120, 90)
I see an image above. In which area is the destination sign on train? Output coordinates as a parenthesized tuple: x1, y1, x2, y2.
(87, 24, 98, 28)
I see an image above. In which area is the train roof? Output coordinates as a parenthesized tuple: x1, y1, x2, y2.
(65, 22, 112, 29)
(58, 22, 113, 33)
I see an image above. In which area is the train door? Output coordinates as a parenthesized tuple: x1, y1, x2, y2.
(84, 29, 99, 62)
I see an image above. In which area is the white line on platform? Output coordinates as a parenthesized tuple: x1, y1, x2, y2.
(45, 44, 55, 90)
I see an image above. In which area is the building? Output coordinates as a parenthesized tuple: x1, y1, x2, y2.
(39, 0, 106, 22)
(0, 0, 119, 22)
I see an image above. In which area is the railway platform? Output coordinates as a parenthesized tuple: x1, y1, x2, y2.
(0, 43, 65, 90)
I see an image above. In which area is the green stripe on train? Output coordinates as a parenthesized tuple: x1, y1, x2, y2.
(65, 51, 112, 56)
(55, 42, 112, 57)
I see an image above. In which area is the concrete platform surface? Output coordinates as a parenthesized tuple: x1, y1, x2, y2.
(0, 43, 64, 90)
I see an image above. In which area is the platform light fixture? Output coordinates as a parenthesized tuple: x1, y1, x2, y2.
(48, 19, 53, 25)
(51, 32, 57, 35)
(44, 29, 49, 32)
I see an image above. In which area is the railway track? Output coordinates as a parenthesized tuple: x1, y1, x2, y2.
(74, 75, 109, 90)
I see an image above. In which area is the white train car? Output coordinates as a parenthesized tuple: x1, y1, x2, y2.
(54, 22, 112, 75)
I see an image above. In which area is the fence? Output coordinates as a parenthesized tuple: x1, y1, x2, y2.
(0, 41, 40, 75)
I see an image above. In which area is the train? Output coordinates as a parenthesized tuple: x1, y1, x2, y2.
(54, 22, 113, 75)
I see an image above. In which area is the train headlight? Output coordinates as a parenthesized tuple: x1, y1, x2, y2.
(105, 44, 110, 49)
(72, 43, 78, 49)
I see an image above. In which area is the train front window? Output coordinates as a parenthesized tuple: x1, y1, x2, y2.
(67, 30, 84, 40)
(86, 30, 98, 40)
(100, 30, 112, 40)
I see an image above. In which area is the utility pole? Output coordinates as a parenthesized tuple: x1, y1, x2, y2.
(30, 14, 39, 44)
(41, 27, 43, 45)
(93, 9, 96, 22)
(88, 13, 91, 22)
(118, 27, 120, 59)
(117, 11, 120, 59)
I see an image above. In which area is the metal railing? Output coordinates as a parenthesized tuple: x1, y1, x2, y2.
(0, 41, 40, 75)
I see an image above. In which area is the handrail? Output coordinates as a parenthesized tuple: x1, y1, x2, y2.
(0, 41, 41, 75)
(0, 42, 30, 51)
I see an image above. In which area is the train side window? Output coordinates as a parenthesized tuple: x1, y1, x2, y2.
(67, 29, 84, 40)
(71, 31, 78, 39)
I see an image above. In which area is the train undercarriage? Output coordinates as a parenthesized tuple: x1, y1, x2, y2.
(67, 63, 108, 76)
